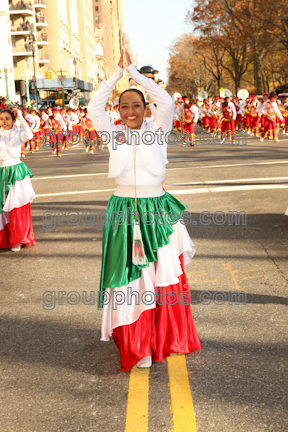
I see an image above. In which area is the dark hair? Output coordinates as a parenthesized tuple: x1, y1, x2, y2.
(119, 89, 146, 109)
(0, 109, 16, 121)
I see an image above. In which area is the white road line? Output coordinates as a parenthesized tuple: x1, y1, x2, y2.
(167, 160, 288, 171)
(170, 184, 288, 195)
(36, 189, 115, 198)
(32, 172, 107, 180)
(35, 183, 288, 198)
(31, 163, 288, 182)
(168, 177, 288, 186)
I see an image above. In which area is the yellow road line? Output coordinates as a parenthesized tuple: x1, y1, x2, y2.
(125, 366, 149, 432)
(167, 354, 197, 432)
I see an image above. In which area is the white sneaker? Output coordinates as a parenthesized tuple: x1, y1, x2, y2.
(65, 148, 68, 151)
(136, 355, 152, 368)
(90, 150, 94, 154)
(85, 146, 89, 152)
(275, 139, 279, 142)
(57, 154, 61, 157)
(53, 148, 57, 154)
(11, 243, 21, 252)
(36, 148, 39, 151)
(21, 154, 25, 158)
(260, 137, 264, 142)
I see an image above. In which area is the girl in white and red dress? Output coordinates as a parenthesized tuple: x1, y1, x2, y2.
(0, 108, 36, 251)
(88, 50, 202, 371)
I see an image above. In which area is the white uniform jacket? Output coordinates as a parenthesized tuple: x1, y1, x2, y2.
(0, 111, 33, 167)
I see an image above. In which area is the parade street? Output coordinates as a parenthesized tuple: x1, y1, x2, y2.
(1, 127, 288, 432)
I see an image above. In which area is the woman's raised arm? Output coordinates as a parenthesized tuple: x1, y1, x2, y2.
(88, 51, 124, 136)
(125, 53, 174, 135)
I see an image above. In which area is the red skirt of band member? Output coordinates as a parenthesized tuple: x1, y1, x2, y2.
(76, 125, 83, 134)
(209, 117, 218, 131)
(176, 120, 182, 131)
(221, 119, 235, 133)
(83, 130, 96, 145)
(72, 125, 78, 132)
(182, 123, 195, 135)
(261, 116, 267, 130)
(202, 116, 210, 128)
(251, 115, 259, 129)
(112, 254, 202, 371)
(40, 127, 49, 136)
(34, 131, 40, 140)
(236, 114, 242, 124)
(262, 119, 277, 138)
(243, 115, 250, 129)
(0, 203, 36, 249)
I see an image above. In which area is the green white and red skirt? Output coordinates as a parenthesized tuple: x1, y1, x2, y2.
(100, 191, 202, 371)
(0, 162, 36, 249)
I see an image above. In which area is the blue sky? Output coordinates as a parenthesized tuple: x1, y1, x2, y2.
(122, 0, 193, 85)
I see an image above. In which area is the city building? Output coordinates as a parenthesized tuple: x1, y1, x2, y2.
(0, 0, 15, 102)
(0, 0, 137, 106)
(92, 0, 137, 97)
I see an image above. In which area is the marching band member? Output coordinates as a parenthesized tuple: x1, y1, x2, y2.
(281, 96, 288, 135)
(88, 50, 202, 372)
(39, 109, 49, 149)
(82, 109, 96, 154)
(49, 109, 63, 156)
(208, 99, 220, 133)
(182, 100, 198, 145)
(259, 94, 268, 135)
(47, 106, 53, 118)
(69, 109, 79, 133)
(200, 98, 210, 131)
(114, 105, 122, 125)
(260, 95, 281, 142)
(60, 108, 70, 150)
(75, 108, 83, 141)
(22, 108, 35, 154)
(0, 108, 36, 251)
(232, 97, 243, 130)
(250, 95, 260, 137)
(218, 96, 236, 143)
(31, 109, 41, 151)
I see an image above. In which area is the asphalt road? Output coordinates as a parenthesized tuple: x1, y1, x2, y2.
(1, 127, 288, 432)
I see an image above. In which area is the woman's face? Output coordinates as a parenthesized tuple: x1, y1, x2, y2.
(119, 92, 145, 129)
(0, 112, 14, 130)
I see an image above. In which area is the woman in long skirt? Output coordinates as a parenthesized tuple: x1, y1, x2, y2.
(88, 50, 201, 371)
(0, 108, 36, 251)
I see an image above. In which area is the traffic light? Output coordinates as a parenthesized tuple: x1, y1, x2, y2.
(46, 70, 55, 79)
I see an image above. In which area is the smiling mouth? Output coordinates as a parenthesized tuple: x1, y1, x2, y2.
(127, 116, 137, 121)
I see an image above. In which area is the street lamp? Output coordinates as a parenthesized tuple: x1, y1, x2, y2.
(29, 30, 38, 108)
(2, 64, 11, 105)
(73, 57, 77, 88)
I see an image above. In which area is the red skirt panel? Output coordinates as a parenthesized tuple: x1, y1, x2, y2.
(112, 254, 202, 371)
(0, 203, 36, 249)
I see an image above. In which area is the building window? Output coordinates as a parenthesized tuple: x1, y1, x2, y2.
(95, 6, 99, 12)
(95, 16, 99, 23)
